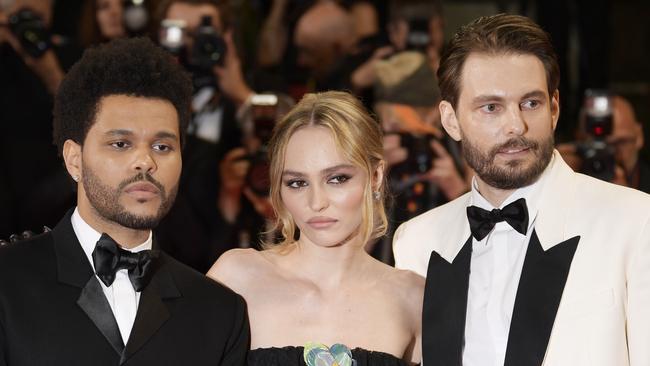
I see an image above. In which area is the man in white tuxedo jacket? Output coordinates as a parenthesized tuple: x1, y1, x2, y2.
(393, 14, 650, 366)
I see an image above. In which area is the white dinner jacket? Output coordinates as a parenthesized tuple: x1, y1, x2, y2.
(393, 150, 650, 366)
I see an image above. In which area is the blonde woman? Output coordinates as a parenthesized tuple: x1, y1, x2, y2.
(208, 91, 423, 366)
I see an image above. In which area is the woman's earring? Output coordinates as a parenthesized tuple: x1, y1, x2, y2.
(72, 175, 79, 182)
(373, 191, 381, 201)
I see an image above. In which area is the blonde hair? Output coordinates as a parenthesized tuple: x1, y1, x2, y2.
(265, 91, 387, 249)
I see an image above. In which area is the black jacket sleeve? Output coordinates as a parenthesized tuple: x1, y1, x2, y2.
(219, 294, 250, 366)
(0, 300, 7, 366)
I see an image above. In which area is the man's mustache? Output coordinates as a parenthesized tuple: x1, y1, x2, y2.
(489, 137, 539, 158)
(118, 173, 165, 195)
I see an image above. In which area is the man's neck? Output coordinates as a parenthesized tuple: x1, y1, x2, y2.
(626, 160, 641, 189)
(474, 177, 516, 208)
(77, 204, 150, 249)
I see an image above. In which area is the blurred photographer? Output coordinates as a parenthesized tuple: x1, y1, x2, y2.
(373, 51, 469, 263)
(386, 0, 444, 71)
(79, 0, 154, 46)
(0, 0, 65, 94)
(609, 97, 649, 192)
(157, 92, 293, 273)
(0, 0, 81, 238)
(157, 0, 253, 112)
(293, 1, 388, 96)
(154, 0, 271, 272)
(351, 0, 445, 93)
(218, 93, 294, 239)
(558, 94, 649, 192)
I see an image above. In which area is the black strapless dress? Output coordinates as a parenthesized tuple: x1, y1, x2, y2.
(248, 346, 410, 366)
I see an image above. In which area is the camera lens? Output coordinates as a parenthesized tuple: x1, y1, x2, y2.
(191, 15, 227, 69)
(199, 37, 224, 64)
(577, 141, 616, 182)
(8, 8, 51, 58)
(400, 133, 434, 174)
(246, 153, 271, 196)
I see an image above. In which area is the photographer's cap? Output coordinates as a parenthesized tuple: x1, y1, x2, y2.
(374, 51, 440, 107)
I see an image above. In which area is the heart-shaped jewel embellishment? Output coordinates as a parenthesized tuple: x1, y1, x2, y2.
(304, 342, 354, 366)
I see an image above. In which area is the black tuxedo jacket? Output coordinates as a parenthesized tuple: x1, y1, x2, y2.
(0, 211, 250, 366)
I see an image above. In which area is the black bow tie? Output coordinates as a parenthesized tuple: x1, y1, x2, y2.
(466, 198, 529, 241)
(92, 233, 159, 292)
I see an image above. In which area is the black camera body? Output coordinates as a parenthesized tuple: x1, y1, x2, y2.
(400, 133, 436, 175)
(406, 18, 430, 53)
(577, 90, 616, 182)
(576, 140, 616, 181)
(243, 94, 279, 197)
(245, 151, 271, 197)
(8, 8, 51, 58)
(191, 15, 226, 69)
(243, 112, 276, 197)
(160, 15, 225, 90)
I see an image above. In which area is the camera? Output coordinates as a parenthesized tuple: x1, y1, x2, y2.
(406, 18, 430, 52)
(400, 133, 436, 175)
(123, 0, 149, 36)
(243, 94, 280, 196)
(191, 15, 226, 69)
(250, 94, 278, 146)
(576, 90, 616, 182)
(159, 15, 226, 90)
(8, 8, 51, 58)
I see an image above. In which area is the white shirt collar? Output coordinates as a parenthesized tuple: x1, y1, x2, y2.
(71, 207, 153, 271)
(468, 153, 556, 233)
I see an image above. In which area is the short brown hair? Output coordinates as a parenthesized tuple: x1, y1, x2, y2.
(437, 14, 560, 108)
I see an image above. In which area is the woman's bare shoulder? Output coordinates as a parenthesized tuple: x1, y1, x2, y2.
(207, 248, 271, 292)
(376, 263, 425, 312)
(386, 266, 424, 337)
(387, 268, 424, 364)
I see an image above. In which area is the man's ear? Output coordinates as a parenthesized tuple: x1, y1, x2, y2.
(439, 100, 461, 141)
(636, 124, 644, 150)
(62, 139, 82, 182)
(551, 89, 560, 131)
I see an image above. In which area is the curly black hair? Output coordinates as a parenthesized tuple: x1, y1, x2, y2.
(53, 37, 193, 155)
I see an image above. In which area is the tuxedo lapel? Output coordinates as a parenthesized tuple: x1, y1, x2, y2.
(53, 210, 124, 356)
(504, 231, 579, 366)
(503, 152, 581, 365)
(77, 276, 125, 355)
(422, 236, 472, 366)
(53, 210, 94, 288)
(120, 257, 181, 364)
(534, 152, 580, 249)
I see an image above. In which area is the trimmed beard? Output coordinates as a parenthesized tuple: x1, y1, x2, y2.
(82, 165, 177, 230)
(461, 134, 555, 190)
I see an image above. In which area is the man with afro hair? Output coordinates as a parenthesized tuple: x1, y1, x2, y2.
(0, 37, 249, 366)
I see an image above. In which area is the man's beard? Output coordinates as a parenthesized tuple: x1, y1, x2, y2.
(462, 134, 555, 190)
(82, 165, 178, 230)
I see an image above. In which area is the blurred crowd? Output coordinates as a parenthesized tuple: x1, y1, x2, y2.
(1, 0, 648, 271)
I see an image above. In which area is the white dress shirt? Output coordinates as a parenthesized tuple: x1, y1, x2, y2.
(462, 167, 548, 366)
(71, 208, 152, 345)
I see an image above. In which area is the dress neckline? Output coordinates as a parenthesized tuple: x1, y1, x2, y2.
(250, 345, 405, 361)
